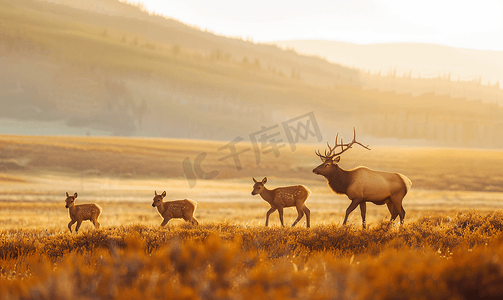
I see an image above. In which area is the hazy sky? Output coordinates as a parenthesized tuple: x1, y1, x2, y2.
(135, 0, 503, 51)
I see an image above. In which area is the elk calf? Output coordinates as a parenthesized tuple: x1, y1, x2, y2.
(64, 192, 102, 233)
(251, 177, 311, 228)
(151, 191, 199, 226)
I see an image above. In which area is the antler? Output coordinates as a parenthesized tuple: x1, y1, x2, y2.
(315, 132, 337, 160)
(315, 127, 370, 161)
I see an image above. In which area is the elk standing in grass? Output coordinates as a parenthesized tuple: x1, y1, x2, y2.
(312, 128, 412, 228)
(64, 192, 102, 233)
(151, 191, 199, 226)
(251, 177, 311, 228)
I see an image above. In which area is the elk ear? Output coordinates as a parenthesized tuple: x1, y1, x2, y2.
(74, 192, 78, 198)
(252, 178, 257, 183)
(161, 191, 166, 198)
(333, 156, 341, 163)
(66, 192, 69, 197)
(154, 190, 158, 196)
(262, 177, 267, 184)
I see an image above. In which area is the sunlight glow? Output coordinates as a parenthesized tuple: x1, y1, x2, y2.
(135, 0, 503, 51)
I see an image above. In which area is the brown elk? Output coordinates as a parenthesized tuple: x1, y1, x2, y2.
(64, 192, 102, 233)
(251, 177, 311, 228)
(151, 191, 199, 226)
(312, 128, 411, 228)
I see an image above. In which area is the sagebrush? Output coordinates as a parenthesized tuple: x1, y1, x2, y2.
(2, 211, 503, 299)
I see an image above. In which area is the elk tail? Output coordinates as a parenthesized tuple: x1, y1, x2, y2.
(398, 174, 412, 195)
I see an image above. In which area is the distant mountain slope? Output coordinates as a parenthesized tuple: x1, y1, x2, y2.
(1, 0, 502, 149)
(36, 0, 359, 88)
(274, 40, 503, 86)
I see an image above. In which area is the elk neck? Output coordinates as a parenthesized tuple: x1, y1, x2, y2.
(326, 164, 352, 195)
(259, 186, 275, 204)
(68, 204, 77, 218)
(156, 201, 166, 214)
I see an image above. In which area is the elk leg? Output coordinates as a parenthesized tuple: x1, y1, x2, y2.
(184, 214, 198, 225)
(265, 207, 276, 227)
(390, 196, 406, 226)
(303, 205, 311, 228)
(343, 200, 360, 225)
(160, 217, 171, 226)
(399, 206, 406, 225)
(291, 204, 305, 227)
(68, 220, 76, 233)
(386, 202, 399, 221)
(91, 216, 101, 229)
(278, 207, 285, 227)
(75, 220, 83, 233)
(359, 202, 367, 229)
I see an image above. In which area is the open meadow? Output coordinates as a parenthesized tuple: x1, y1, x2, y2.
(1, 134, 503, 299)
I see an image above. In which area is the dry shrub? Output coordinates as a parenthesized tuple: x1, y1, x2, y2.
(1, 212, 503, 299)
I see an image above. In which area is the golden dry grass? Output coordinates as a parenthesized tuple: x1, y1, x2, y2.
(2, 213, 503, 299)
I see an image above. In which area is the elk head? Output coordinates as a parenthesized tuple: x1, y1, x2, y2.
(313, 156, 342, 177)
(65, 192, 78, 208)
(312, 127, 370, 177)
(152, 190, 167, 207)
(251, 177, 267, 195)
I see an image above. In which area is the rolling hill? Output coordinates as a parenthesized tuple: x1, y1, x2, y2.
(274, 40, 503, 87)
(0, 0, 502, 148)
(275, 40, 503, 105)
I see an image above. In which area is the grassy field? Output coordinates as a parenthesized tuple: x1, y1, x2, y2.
(1, 134, 503, 299)
(1, 134, 503, 228)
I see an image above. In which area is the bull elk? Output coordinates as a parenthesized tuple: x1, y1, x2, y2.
(251, 177, 311, 228)
(312, 128, 411, 228)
